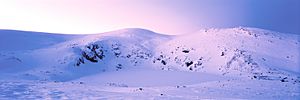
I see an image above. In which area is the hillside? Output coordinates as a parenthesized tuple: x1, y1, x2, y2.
(0, 27, 299, 99)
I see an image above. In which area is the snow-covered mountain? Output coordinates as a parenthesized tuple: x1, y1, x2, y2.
(0, 27, 299, 99)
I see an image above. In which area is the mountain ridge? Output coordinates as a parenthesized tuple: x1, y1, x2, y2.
(1, 27, 298, 80)
(0, 27, 299, 99)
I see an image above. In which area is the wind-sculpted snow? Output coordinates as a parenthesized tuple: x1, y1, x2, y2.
(0, 27, 299, 99)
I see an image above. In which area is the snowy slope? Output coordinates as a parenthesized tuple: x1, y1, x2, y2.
(0, 30, 83, 51)
(154, 27, 300, 80)
(0, 27, 299, 99)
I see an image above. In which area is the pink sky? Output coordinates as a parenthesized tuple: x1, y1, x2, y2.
(1, 0, 299, 34)
(0, 0, 201, 35)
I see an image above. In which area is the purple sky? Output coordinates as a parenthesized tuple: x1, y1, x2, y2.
(0, 0, 299, 35)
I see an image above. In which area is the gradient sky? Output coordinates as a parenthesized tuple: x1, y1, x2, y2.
(0, 0, 299, 35)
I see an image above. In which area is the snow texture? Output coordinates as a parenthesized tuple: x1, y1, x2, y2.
(0, 27, 299, 99)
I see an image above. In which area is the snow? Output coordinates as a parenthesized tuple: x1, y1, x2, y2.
(0, 27, 299, 99)
(0, 30, 83, 51)
(76, 69, 226, 87)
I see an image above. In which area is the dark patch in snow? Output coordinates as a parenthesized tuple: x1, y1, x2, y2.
(221, 52, 225, 56)
(161, 60, 167, 65)
(185, 61, 193, 67)
(182, 50, 190, 53)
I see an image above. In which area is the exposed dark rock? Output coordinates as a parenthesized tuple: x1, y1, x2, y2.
(185, 61, 193, 67)
(76, 57, 85, 66)
(82, 52, 98, 62)
(281, 77, 288, 82)
(139, 88, 143, 91)
(160, 55, 164, 58)
(116, 64, 122, 70)
(157, 58, 161, 61)
(161, 60, 167, 65)
(76, 44, 106, 66)
(221, 52, 225, 56)
(114, 52, 121, 57)
(182, 50, 190, 53)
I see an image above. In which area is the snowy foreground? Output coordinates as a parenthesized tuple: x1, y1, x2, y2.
(0, 27, 299, 99)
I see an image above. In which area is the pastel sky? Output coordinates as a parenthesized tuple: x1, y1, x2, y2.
(0, 0, 299, 35)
